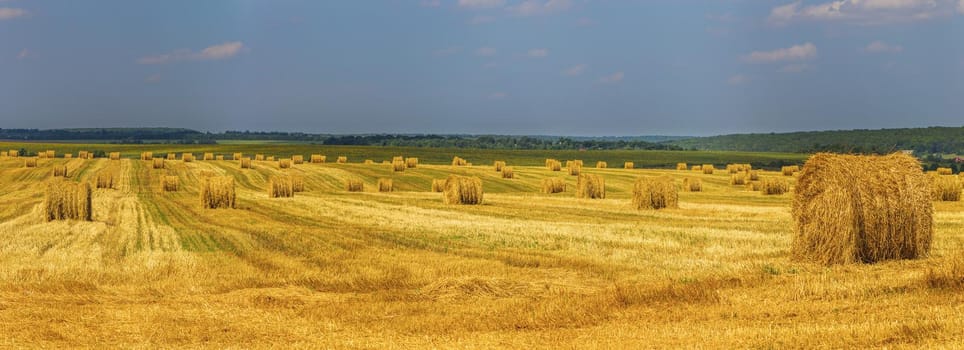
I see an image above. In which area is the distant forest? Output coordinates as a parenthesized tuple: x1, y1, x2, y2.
(667, 127, 964, 155)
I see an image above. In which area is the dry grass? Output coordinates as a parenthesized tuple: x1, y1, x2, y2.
(501, 166, 514, 179)
(682, 178, 702, 192)
(936, 167, 953, 175)
(141, 152, 153, 161)
(345, 177, 364, 192)
(162, 176, 179, 192)
(311, 154, 326, 163)
(791, 153, 933, 265)
(924, 253, 964, 290)
(24, 158, 38, 168)
(43, 179, 92, 221)
(442, 175, 483, 205)
(378, 178, 394, 192)
(109, 152, 121, 160)
(431, 178, 446, 192)
(596, 161, 608, 169)
(405, 157, 418, 168)
(452, 156, 468, 166)
(152, 158, 164, 169)
(494, 161, 506, 172)
(540, 177, 566, 194)
(292, 155, 304, 165)
(760, 177, 789, 195)
(575, 173, 605, 199)
(676, 162, 687, 170)
(702, 164, 715, 174)
(337, 156, 348, 164)
(932, 175, 962, 201)
(200, 176, 236, 209)
(182, 153, 194, 162)
(1, 151, 7, 157)
(95, 169, 117, 189)
(268, 175, 295, 198)
(52, 165, 68, 177)
(730, 173, 747, 186)
(279, 159, 291, 169)
(632, 176, 678, 210)
(392, 159, 406, 172)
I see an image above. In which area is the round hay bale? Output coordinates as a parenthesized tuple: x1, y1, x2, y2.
(443, 175, 483, 205)
(632, 176, 678, 210)
(575, 174, 605, 199)
(541, 178, 565, 194)
(791, 153, 933, 265)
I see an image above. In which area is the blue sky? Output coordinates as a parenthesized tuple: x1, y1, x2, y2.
(2, 0, 963, 136)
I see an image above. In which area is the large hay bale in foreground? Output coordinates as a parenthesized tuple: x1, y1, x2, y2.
(268, 175, 295, 198)
(575, 174, 605, 199)
(682, 178, 702, 192)
(378, 178, 393, 192)
(501, 166, 514, 179)
(44, 180, 92, 221)
(431, 179, 446, 192)
(632, 176, 678, 210)
(345, 177, 364, 192)
(931, 175, 961, 201)
(162, 176, 179, 192)
(760, 177, 789, 195)
(541, 178, 566, 194)
(200, 176, 236, 209)
(443, 175, 483, 205)
(791, 153, 933, 265)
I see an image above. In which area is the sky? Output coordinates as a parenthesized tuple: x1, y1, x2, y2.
(2, 0, 963, 137)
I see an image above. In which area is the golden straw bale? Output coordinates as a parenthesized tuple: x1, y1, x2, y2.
(240, 158, 253, 169)
(702, 164, 715, 174)
(44, 180, 92, 221)
(345, 177, 364, 192)
(53, 165, 68, 177)
(392, 159, 406, 172)
(451, 156, 467, 166)
(501, 167, 514, 179)
(596, 161, 608, 169)
(109, 152, 121, 160)
(676, 163, 687, 170)
(730, 173, 747, 186)
(575, 174, 605, 199)
(931, 175, 961, 201)
(632, 176, 678, 210)
(431, 179, 446, 192)
(311, 154, 326, 163)
(279, 159, 291, 169)
(378, 178, 394, 192)
(494, 161, 506, 172)
(268, 175, 295, 198)
(200, 176, 236, 209)
(936, 167, 953, 175)
(337, 156, 348, 164)
(442, 175, 483, 205)
(24, 158, 38, 168)
(541, 178, 566, 194)
(760, 177, 789, 195)
(682, 178, 702, 192)
(203, 153, 214, 161)
(292, 155, 304, 164)
(405, 157, 418, 168)
(152, 158, 165, 169)
(162, 176, 179, 192)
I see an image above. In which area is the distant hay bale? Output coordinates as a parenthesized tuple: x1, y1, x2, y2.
(791, 152, 933, 265)
(596, 161, 608, 169)
(568, 162, 582, 176)
(452, 156, 467, 166)
(109, 152, 121, 160)
(575, 174, 605, 199)
(431, 179, 446, 192)
(682, 178, 702, 192)
(203, 153, 214, 161)
(44, 180, 92, 222)
(266, 156, 275, 161)
(405, 157, 418, 168)
(53, 165, 68, 177)
(279, 159, 291, 169)
(182, 153, 194, 162)
(63, 154, 72, 159)
(240, 157, 253, 169)
(748, 170, 760, 181)
(365, 160, 375, 165)
(702, 164, 715, 174)
(216, 155, 224, 161)
(378, 178, 393, 192)
(574, 160, 583, 167)
(152, 158, 165, 169)
(140, 152, 153, 161)
(167, 153, 176, 160)
(936, 167, 952, 175)
(24, 158, 38, 168)
(162, 176, 179, 192)
(541, 178, 566, 194)
(9, 150, 19, 157)
(200, 176, 236, 209)
(292, 155, 304, 164)
(546, 159, 562, 171)
(233, 153, 243, 161)
(746, 181, 763, 191)
(77, 151, 87, 159)
(782, 165, 800, 176)
(255, 154, 265, 161)
(501, 166, 514, 179)
(624, 162, 634, 169)
(392, 156, 404, 163)
(1, 151, 7, 157)
(442, 175, 483, 205)
(676, 163, 687, 170)
(311, 154, 326, 163)
(931, 175, 961, 201)
(730, 173, 747, 186)
(268, 175, 295, 198)
(95, 170, 117, 189)
(760, 177, 789, 195)
(392, 159, 406, 172)
(726, 163, 751, 174)
(345, 177, 364, 192)
(337, 156, 348, 164)
(632, 176, 678, 210)
(494, 161, 506, 172)
(691, 165, 701, 171)
(44, 150, 55, 158)
(38, 152, 48, 159)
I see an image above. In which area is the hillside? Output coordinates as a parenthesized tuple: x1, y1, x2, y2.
(667, 127, 964, 154)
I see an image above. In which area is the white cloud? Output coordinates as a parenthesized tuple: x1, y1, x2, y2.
(459, 0, 505, 9)
(16, 48, 29, 60)
(779, 63, 813, 73)
(864, 40, 904, 53)
(744, 43, 817, 63)
(563, 64, 587, 76)
(526, 48, 548, 58)
(507, 0, 571, 16)
(475, 47, 497, 56)
(0, 7, 27, 20)
(138, 41, 245, 65)
(768, 0, 956, 25)
(434, 46, 461, 55)
(598, 72, 624, 83)
(146, 74, 162, 83)
(488, 92, 508, 99)
(728, 75, 748, 85)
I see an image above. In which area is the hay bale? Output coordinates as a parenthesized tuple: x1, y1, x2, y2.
(782, 165, 800, 176)
(682, 178, 702, 192)
(44, 180, 92, 221)
(162, 176, 179, 192)
(702, 164, 715, 174)
(676, 163, 687, 170)
(760, 177, 789, 195)
(405, 157, 418, 168)
(624, 162, 634, 169)
(452, 156, 467, 166)
(746, 181, 763, 191)
(24, 158, 38, 168)
(345, 177, 364, 192)
(109, 152, 121, 160)
(292, 155, 304, 164)
(268, 175, 295, 198)
(203, 153, 214, 161)
(233, 153, 243, 161)
(501, 166, 514, 179)
(378, 178, 394, 192)
(1, 151, 8, 157)
(140, 152, 153, 161)
(77, 151, 87, 159)
(431, 179, 446, 192)
(240, 158, 253, 169)
(730, 173, 747, 186)
(632, 176, 678, 210)
(932, 175, 961, 201)
(63, 154, 72, 159)
(9, 150, 19, 157)
(575, 174, 605, 199)
(442, 175, 483, 205)
(182, 153, 194, 162)
(255, 154, 265, 161)
(95, 170, 117, 189)
(337, 156, 348, 164)
(546, 159, 562, 171)
(365, 160, 376, 165)
(167, 153, 176, 160)
(392, 159, 406, 172)
(748, 170, 760, 181)
(311, 154, 326, 163)
(200, 176, 236, 209)
(691, 165, 701, 171)
(216, 155, 224, 161)
(152, 158, 165, 169)
(791, 153, 933, 265)
(596, 161, 608, 169)
(291, 175, 305, 192)
(494, 161, 506, 172)
(541, 178, 566, 194)
(936, 167, 953, 175)
(279, 159, 291, 169)
(568, 162, 582, 176)
(38, 152, 48, 159)
(53, 165, 68, 177)
(267, 156, 275, 161)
